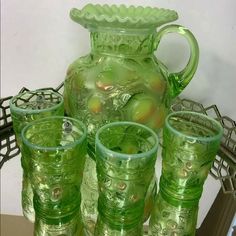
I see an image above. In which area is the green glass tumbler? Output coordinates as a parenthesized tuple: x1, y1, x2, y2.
(95, 121, 158, 236)
(149, 111, 223, 236)
(21, 116, 87, 236)
(10, 89, 64, 222)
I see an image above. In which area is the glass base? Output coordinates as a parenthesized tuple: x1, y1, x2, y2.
(81, 155, 99, 236)
(22, 175, 35, 223)
(34, 213, 83, 236)
(81, 155, 157, 236)
(149, 193, 198, 236)
(94, 215, 143, 236)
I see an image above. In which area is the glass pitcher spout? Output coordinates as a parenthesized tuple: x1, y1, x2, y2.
(70, 4, 178, 32)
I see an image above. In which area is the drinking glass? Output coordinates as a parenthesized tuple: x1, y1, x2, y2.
(95, 121, 158, 236)
(149, 111, 223, 236)
(21, 116, 87, 236)
(10, 89, 64, 222)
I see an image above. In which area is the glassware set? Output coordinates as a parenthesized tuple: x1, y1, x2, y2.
(9, 3, 223, 236)
(10, 89, 222, 235)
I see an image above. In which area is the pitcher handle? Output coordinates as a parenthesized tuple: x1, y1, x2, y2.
(155, 24, 199, 98)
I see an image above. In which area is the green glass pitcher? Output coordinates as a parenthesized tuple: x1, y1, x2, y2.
(63, 4, 199, 234)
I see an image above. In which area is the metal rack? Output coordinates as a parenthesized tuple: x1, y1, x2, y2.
(0, 83, 235, 198)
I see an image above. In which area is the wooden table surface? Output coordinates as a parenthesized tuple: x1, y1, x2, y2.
(0, 214, 146, 236)
(1, 214, 33, 236)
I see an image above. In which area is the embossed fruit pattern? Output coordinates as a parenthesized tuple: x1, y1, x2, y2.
(64, 51, 169, 150)
(94, 122, 158, 236)
(22, 117, 87, 235)
(149, 112, 223, 236)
